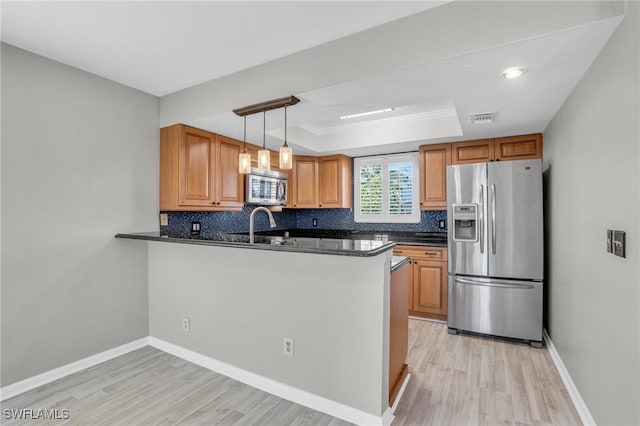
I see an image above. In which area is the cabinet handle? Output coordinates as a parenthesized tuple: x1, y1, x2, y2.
(425, 251, 438, 256)
(319, 204, 322, 207)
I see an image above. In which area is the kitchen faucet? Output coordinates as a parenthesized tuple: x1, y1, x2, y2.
(249, 206, 277, 244)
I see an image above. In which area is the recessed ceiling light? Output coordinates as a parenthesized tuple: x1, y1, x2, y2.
(340, 108, 394, 120)
(502, 67, 526, 79)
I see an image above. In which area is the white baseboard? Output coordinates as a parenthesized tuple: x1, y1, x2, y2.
(390, 373, 411, 414)
(148, 336, 389, 426)
(0, 337, 149, 402)
(543, 329, 596, 426)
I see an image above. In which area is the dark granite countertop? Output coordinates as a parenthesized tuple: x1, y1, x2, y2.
(115, 231, 395, 257)
(236, 229, 448, 247)
(391, 256, 410, 271)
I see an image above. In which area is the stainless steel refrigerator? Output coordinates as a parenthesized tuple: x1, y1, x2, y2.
(447, 159, 543, 347)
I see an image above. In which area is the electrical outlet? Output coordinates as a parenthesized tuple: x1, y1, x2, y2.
(182, 317, 190, 332)
(312, 218, 318, 227)
(283, 337, 294, 357)
(191, 221, 201, 235)
(160, 213, 169, 226)
(438, 219, 446, 229)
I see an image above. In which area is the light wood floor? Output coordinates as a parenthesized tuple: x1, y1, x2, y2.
(394, 320, 582, 426)
(2, 320, 581, 425)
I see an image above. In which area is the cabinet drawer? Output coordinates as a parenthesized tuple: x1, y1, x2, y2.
(394, 245, 447, 261)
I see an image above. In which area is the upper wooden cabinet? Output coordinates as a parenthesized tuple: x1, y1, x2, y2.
(215, 135, 245, 207)
(290, 156, 320, 208)
(288, 154, 352, 209)
(319, 155, 352, 209)
(160, 124, 244, 211)
(451, 133, 542, 164)
(419, 143, 451, 210)
(494, 134, 543, 161)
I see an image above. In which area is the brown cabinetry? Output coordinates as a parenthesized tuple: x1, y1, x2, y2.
(393, 245, 448, 321)
(289, 154, 353, 209)
(451, 133, 542, 165)
(389, 260, 409, 406)
(319, 155, 352, 208)
(494, 134, 543, 161)
(419, 143, 451, 210)
(160, 124, 244, 211)
(290, 156, 319, 208)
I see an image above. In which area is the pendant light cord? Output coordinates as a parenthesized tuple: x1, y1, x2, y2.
(284, 106, 288, 148)
(243, 116, 247, 151)
(262, 111, 266, 149)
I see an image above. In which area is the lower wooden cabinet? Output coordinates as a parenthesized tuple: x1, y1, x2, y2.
(393, 245, 448, 321)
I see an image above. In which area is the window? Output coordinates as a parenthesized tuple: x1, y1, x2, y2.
(354, 153, 420, 223)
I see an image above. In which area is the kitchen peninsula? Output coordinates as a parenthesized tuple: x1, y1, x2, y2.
(116, 232, 399, 425)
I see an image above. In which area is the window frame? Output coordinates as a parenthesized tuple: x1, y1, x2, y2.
(354, 152, 420, 224)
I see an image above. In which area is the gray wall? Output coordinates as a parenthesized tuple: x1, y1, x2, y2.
(1, 44, 159, 386)
(543, 3, 639, 424)
(148, 241, 391, 418)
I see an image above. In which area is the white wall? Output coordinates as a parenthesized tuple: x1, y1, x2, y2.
(1, 44, 159, 386)
(543, 2, 639, 424)
(147, 241, 391, 419)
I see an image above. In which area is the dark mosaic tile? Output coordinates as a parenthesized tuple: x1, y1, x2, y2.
(295, 209, 447, 233)
(161, 205, 297, 236)
(161, 207, 446, 236)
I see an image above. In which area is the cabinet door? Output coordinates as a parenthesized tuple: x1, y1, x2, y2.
(413, 259, 448, 315)
(291, 157, 319, 208)
(179, 127, 216, 207)
(451, 139, 495, 164)
(319, 155, 352, 208)
(419, 144, 451, 210)
(216, 136, 245, 207)
(494, 134, 542, 161)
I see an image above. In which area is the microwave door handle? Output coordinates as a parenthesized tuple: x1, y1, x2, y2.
(479, 184, 484, 254)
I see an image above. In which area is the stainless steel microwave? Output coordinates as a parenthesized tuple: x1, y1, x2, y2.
(246, 168, 288, 205)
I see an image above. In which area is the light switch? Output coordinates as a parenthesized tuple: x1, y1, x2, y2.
(613, 230, 626, 258)
(607, 229, 613, 253)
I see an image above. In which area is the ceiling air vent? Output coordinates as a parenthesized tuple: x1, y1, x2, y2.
(470, 112, 495, 124)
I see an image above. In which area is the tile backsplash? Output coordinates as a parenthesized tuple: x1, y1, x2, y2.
(162, 207, 446, 235)
(296, 209, 446, 232)
(161, 205, 297, 236)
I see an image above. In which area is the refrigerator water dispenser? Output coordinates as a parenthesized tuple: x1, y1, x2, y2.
(452, 204, 478, 242)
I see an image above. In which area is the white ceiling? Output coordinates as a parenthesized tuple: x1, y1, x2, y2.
(1, 1, 625, 157)
(1, 1, 447, 96)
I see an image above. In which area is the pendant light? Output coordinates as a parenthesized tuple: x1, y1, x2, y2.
(279, 106, 293, 170)
(257, 110, 270, 171)
(238, 116, 251, 174)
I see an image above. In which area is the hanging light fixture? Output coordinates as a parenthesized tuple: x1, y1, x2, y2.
(238, 116, 251, 174)
(279, 106, 293, 170)
(257, 110, 270, 171)
(233, 95, 299, 172)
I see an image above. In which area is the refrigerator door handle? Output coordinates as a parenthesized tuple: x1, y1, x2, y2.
(455, 277, 535, 290)
(479, 184, 484, 254)
(491, 183, 496, 255)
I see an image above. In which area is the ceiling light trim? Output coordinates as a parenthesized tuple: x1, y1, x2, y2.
(339, 108, 394, 120)
(299, 107, 458, 136)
